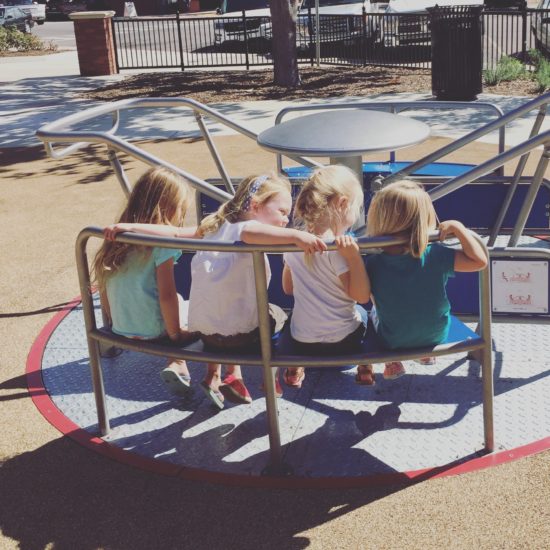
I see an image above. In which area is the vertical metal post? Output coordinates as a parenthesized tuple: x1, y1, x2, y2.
(509, 146, 550, 246)
(362, 6, 367, 67)
(478, 242, 494, 452)
(521, 4, 528, 63)
(176, 11, 185, 71)
(75, 232, 110, 436)
(108, 148, 132, 197)
(488, 105, 546, 246)
(315, 0, 320, 67)
(193, 112, 235, 194)
(308, 7, 314, 67)
(252, 251, 285, 474)
(243, 10, 250, 71)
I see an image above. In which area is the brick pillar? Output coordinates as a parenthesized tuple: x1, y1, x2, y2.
(70, 11, 118, 76)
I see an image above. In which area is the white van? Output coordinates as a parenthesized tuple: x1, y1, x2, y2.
(213, 0, 387, 49)
(380, 0, 484, 47)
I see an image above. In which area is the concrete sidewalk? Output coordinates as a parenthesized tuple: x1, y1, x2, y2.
(2, 50, 550, 150)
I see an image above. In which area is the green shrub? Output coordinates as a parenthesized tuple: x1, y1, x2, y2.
(535, 57, 550, 92)
(0, 26, 48, 53)
(483, 55, 527, 86)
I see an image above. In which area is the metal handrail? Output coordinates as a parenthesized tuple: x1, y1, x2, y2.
(384, 92, 550, 185)
(76, 226, 493, 473)
(35, 97, 315, 202)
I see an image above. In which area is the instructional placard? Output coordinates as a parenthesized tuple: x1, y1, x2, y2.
(492, 260, 549, 314)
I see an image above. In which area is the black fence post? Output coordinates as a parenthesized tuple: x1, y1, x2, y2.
(176, 11, 185, 72)
(242, 9, 250, 70)
(308, 7, 314, 66)
(362, 6, 367, 66)
(521, 3, 528, 63)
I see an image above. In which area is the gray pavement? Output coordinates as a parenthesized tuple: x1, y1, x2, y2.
(1, 49, 549, 151)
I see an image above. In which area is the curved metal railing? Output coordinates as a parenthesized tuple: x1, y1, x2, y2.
(76, 227, 493, 473)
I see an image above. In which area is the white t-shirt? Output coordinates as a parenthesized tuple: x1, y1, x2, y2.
(189, 220, 271, 336)
(283, 249, 361, 343)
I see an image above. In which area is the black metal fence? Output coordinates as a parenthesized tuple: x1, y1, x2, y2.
(111, 8, 550, 72)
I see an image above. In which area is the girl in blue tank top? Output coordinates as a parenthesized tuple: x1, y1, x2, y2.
(361, 180, 487, 384)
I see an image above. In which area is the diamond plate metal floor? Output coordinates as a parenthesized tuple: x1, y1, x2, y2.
(31, 295, 550, 484)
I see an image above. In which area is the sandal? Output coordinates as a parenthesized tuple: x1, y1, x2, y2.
(383, 361, 406, 380)
(283, 367, 305, 388)
(199, 381, 224, 410)
(355, 365, 376, 386)
(160, 368, 191, 397)
(414, 357, 437, 365)
(219, 374, 252, 405)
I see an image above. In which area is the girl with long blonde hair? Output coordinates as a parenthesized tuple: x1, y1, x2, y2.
(93, 166, 200, 397)
(282, 165, 371, 388)
(189, 172, 326, 409)
(363, 179, 487, 384)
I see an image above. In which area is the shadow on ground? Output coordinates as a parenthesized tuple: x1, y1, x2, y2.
(0, 435, 405, 550)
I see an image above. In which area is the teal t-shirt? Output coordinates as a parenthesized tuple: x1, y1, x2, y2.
(106, 246, 182, 339)
(366, 243, 456, 349)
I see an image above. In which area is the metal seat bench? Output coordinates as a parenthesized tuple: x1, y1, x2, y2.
(76, 226, 493, 475)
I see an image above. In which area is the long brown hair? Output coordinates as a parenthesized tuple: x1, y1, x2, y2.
(197, 173, 291, 236)
(92, 166, 191, 291)
(366, 180, 437, 258)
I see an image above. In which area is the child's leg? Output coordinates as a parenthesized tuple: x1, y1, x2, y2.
(200, 363, 224, 410)
(383, 361, 406, 380)
(204, 363, 222, 388)
(355, 364, 375, 386)
(160, 358, 191, 396)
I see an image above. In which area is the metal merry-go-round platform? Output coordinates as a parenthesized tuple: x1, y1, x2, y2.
(29, 93, 550, 487)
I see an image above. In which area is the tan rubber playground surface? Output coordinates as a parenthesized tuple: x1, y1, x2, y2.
(1, 135, 550, 549)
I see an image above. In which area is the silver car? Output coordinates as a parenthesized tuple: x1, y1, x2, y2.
(0, 5, 33, 32)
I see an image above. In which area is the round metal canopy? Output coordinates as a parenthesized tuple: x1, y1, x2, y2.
(258, 110, 431, 157)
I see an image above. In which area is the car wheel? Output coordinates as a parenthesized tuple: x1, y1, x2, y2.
(37, 20, 44, 25)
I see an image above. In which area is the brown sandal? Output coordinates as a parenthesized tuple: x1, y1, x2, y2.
(355, 365, 376, 386)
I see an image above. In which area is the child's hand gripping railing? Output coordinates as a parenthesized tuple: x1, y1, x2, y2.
(76, 227, 493, 476)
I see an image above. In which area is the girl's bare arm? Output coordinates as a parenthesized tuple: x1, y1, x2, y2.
(104, 223, 200, 241)
(439, 220, 487, 272)
(241, 225, 327, 254)
(282, 264, 294, 295)
(156, 259, 183, 342)
(336, 235, 371, 303)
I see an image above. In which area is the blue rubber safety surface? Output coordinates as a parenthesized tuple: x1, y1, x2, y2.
(40, 297, 550, 478)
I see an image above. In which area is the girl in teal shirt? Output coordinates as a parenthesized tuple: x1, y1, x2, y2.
(361, 180, 487, 385)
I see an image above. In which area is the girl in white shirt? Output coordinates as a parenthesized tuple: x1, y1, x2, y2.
(282, 165, 373, 388)
(189, 173, 326, 409)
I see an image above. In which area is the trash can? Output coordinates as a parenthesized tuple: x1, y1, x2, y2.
(428, 5, 483, 101)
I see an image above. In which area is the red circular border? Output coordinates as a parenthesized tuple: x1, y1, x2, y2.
(26, 298, 550, 488)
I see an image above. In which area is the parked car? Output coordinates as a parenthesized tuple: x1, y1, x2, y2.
(1, 0, 45, 24)
(0, 5, 33, 31)
(532, 0, 550, 56)
(45, 0, 88, 20)
(379, 0, 483, 47)
(213, 0, 387, 50)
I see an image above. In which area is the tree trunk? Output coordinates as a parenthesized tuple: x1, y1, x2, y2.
(269, 0, 301, 88)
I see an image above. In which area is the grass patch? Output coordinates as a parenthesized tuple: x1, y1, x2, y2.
(483, 55, 527, 86)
